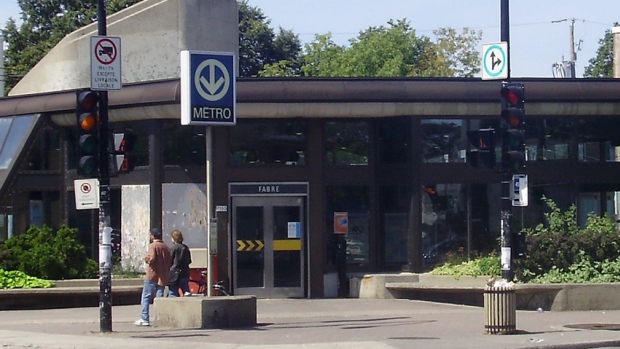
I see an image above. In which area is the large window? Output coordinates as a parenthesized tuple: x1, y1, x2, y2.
(163, 122, 205, 166)
(577, 118, 620, 162)
(326, 186, 370, 266)
(421, 119, 466, 163)
(325, 121, 369, 166)
(379, 185, 410, 266)
(378, 117, 409, 164)
(229, 120, 306, 166)
(529, 118, 571, 161)
(0, 115, 37, 169)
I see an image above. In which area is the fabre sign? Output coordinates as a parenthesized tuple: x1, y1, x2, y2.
(180, 50, 236, 126)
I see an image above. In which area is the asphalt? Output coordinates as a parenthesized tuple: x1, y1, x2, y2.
(1, 298, 620, 349)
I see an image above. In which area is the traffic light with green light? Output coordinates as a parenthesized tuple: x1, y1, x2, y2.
(500, 83, 525, 172)
(76, 90, 100, 177)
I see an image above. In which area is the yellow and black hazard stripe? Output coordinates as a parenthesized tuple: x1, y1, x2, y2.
(236, 240, 265, 251)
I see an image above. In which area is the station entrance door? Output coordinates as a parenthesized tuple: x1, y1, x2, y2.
(231, 183, 307, 298)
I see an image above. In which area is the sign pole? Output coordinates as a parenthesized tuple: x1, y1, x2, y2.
(205, 125, 213, 297)
(500, 0, 514, 283)
(97, 0, 113, 333)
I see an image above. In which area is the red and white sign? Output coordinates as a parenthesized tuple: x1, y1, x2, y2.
(334, 212, 349, 235)
(74, 179, 99, 210)
(90, 36, 122, 91)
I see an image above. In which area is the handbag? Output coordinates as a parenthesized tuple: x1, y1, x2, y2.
(168, 268, 180, 287)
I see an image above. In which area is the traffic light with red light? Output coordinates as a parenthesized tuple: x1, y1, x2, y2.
(110, 132, 137, 175)
(76, 90, 100, 176)
(500, 82, 525, 171)
(466, 128, 496, 169)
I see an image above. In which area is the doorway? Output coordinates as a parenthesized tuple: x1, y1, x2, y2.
(232, 196, 305, 298)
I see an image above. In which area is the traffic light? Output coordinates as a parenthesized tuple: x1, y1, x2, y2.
(466, 128, 495, 169)
(500, 82, 525, 171)
(76, 90, 100, 176)
(110, 132, 137, 175)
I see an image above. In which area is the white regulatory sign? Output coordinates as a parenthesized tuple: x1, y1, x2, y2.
(74, 179, 100, 210)
(91, 36, 122, 91)
(512, 174, 528, 207)
(481, 42, 508, 80)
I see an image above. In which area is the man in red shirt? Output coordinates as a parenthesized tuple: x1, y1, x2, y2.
(134, 228, 172, 326)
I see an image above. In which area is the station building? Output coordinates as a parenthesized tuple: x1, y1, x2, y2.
(1, 0, 619, 298)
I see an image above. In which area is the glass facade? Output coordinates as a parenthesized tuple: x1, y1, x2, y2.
(229, 120, 306, 166)
(325, 121, 369, 166)
(421, 119, 466, 163)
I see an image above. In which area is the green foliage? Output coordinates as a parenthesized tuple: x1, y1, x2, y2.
(111, 263, 142, 279)
(0, 225, 98, 280)
(513, 196, 620, 283)
(0, 269, 53, 289)
(291, 19, 482, 78)
(1, 0, 141, 93)
(583, 23, 618, 78)
(238, 0, 302, 77)
(430, 254, 501, 279)
(432, 196, 620, 284)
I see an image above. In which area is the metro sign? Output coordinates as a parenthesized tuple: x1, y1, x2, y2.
(180, 51, 236, 126)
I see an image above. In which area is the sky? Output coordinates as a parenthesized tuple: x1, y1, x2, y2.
(1, 0, 619, 78)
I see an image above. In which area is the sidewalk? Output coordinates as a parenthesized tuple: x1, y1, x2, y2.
(1, 298, 620, 349)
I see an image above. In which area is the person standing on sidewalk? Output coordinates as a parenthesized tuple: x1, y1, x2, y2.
(168, 229, 192, 297)
(134, 228, 172, 326)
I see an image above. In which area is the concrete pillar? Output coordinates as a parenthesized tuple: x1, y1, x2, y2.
(613, 27, 620, 78)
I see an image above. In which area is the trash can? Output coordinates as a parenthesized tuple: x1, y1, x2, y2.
(483, 285, 516, 334)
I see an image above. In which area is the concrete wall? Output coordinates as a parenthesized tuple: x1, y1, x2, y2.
(9, 0, 238, 96)
(121, 185, 151, 271)
(614, 26, 620, 78)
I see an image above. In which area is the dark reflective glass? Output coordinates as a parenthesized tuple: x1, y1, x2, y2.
(229, 120, 306, 166)
(325, 121, 369, 166)
(163, 123, 205, 166)
(577, 118, 620, 162)
(326, 186, 370, 265)
(378, 117, 409, 164)
(421, 119, 465, 163)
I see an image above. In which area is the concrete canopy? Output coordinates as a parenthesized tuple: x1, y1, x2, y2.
(9, 0, 238, 97)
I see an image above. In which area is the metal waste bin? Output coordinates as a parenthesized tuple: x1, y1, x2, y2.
(484, 285, 516, 334)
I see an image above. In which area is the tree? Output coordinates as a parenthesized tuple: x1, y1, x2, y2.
(583, 24, 618, 78)
(238, 0, 302, 77)
(264, 19, 482, 78)
(2, 0, 140, 94)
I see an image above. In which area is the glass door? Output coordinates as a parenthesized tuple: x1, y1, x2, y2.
(232, 196, 305, 298)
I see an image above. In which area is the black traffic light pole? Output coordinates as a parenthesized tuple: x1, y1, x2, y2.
(97, 0, 113, 333)
(500, 0, 514, 282)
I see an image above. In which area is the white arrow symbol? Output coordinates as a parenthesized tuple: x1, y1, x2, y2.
(194, 58, 230, 102)
(200, 63, 225, 95)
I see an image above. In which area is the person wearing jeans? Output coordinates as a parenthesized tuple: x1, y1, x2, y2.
(134, 228, 171, 326)
(168, 230, 192, 297)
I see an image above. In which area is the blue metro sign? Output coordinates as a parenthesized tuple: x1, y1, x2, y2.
(181, 50, 236, 126)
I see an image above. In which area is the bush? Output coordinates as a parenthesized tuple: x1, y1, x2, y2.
(430, 254, 501, 279)
(514, 197, 620, 283)
(0, 269, 54, 289)
(0, 225, 98, 280)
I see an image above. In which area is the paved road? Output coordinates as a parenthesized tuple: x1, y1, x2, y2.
(1, 298, 620, 349)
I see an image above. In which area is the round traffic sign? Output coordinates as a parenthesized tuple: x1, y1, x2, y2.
(94, 38, 118, 65)
(482, 43, 508, 80)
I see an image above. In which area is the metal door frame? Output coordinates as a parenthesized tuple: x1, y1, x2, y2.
(229, 182, 309, 298)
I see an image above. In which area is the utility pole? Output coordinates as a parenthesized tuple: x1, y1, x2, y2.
(569, 19, 577, 78)
(97, 0, 113, 333)
(551, 18, 579, 78)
